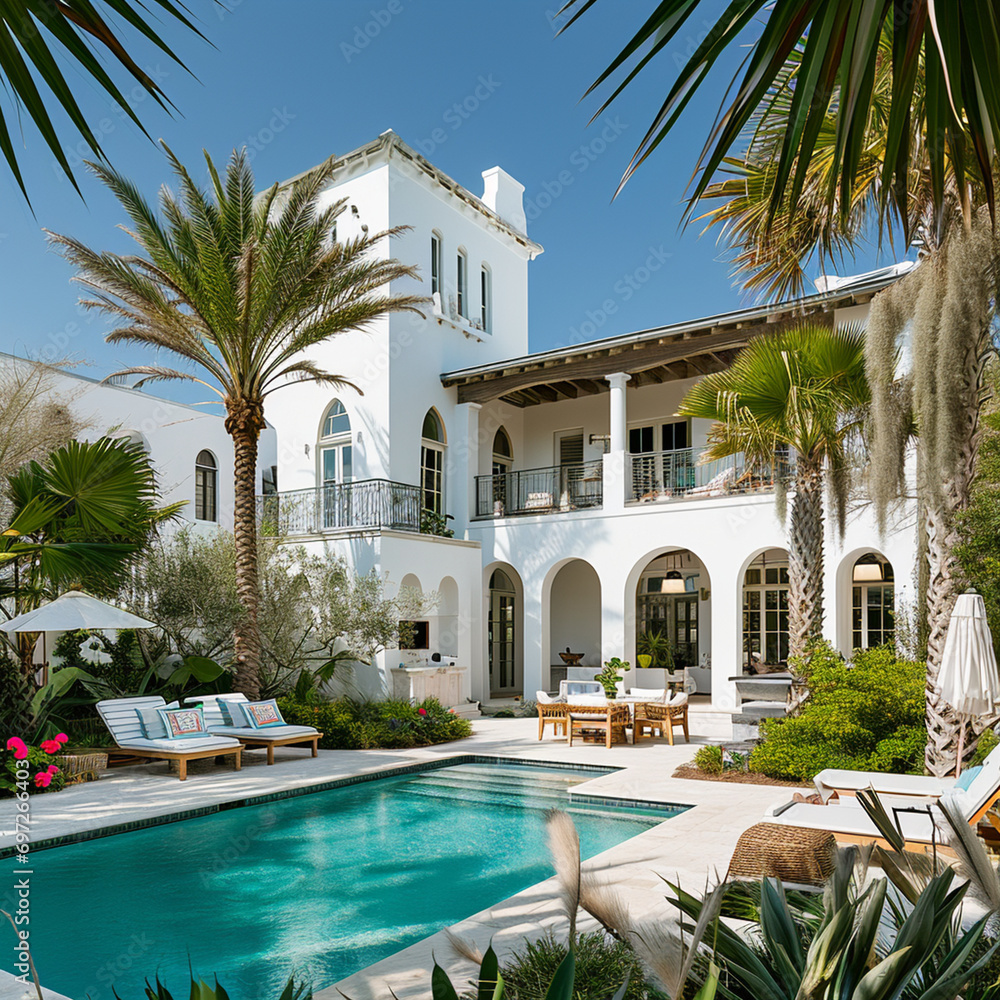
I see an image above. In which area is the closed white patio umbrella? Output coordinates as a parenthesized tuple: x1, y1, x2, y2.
(937, 589, 1000, 776)
(0, 590, 156, 634)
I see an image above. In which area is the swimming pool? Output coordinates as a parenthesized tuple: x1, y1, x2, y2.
(12, 760, 682, 999)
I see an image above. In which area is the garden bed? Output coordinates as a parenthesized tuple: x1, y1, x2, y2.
(672, 763, 805, 787)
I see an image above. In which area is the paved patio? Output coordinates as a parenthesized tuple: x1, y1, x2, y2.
(0, 710, 806, 1000)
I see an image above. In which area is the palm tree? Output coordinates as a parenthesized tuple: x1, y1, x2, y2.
(48, 147, 426, 698)
(0, 2, 208, 201)
(679, 324, 869, 656)
(560, 2, 1000, 774)
(0, 435, 182, 678)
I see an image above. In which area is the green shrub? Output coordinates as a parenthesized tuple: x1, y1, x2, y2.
(497, 931, 667, 1000)
(749, 641, 926, 782)
(694, 745, 724, 774)
(277, 696, 471, 750)
(972, 726, 1000, 766)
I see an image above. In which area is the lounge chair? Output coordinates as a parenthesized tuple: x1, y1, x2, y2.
(194, 694, 322, 765)
(766, 760, 1000, 851)
(634, 691, 689, 745)
(535, 691, 567, 740)
(96, 696, 242, 781)
(568, 702, 630, 749)
(812, 744, 1000, 802)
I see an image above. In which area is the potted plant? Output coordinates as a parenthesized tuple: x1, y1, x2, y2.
(594, 658, 630, 698)
(637, 630, 674, 672)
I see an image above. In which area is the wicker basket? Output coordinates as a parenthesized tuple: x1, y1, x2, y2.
(56, 752, 108, 783)
(727, 822, 837, 886)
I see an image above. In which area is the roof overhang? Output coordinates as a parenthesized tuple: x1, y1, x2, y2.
(441, 271, 902, 407)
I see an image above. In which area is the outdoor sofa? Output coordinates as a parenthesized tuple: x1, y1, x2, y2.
(194, 693, 322, 765)
(96, 696, 243, 781)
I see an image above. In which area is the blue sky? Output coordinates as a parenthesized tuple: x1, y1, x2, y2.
(1, 1, 900, 406)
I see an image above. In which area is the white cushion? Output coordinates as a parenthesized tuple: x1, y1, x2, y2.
(559, 681, 603, 698)
(630, 687, 667, 702)
(116, 736, 241, 752)
(208, 725, 318, 740)
(667, 692, 689, 707)
(536, 691, 559, 704)
(566, 694, 607, 706)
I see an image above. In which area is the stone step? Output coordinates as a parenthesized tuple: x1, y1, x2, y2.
(449, 702, 482, 720)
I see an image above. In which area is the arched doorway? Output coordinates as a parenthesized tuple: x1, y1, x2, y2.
(740, 548, 791, 670)
(850, 552, 895, 650)
(633, 548, 711, 691)
(488, 567, 521, 696)
(548, 559, 602, 678)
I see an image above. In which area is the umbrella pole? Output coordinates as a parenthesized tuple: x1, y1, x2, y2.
(956, 718, 966, 779)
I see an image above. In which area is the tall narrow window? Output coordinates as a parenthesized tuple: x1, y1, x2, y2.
(421, 409, 446, 515)
(430, 232, 442, 298)
(480, 264, 492, 332)
(852, 556, 895, 649)
(319, 399, 353, 528)
(195, 450, 218, 522)
(456, 250, 468, 318)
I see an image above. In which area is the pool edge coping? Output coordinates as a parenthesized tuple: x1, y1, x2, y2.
(3, 755, 691, 858)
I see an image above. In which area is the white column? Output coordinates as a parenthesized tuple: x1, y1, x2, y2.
(710, 562, 740, 712)
(450, 402, 481, 537)
(606, 372, 631, 453)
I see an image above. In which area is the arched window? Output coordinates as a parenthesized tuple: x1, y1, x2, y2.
(852, 555, 895, 649)
(488, 569, 518, 694)
(195, 450, 218, 522)
(421, 409, 446, 515)
(319, 399, 353, 487)
(492, 427, 512, 473)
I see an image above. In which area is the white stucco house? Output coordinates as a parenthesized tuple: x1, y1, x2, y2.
(256, 131, 917, 712)
(7, 131, 915, 712)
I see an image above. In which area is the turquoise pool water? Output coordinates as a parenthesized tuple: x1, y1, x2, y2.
(10, 762, 680, 999)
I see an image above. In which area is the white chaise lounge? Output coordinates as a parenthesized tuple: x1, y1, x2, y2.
(812, 744, 1000, 802)
(96, 696, 243, 781)
(195, 694, 322, 765)
(767, 757, 1000, 851)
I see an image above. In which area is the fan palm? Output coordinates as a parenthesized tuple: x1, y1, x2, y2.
(558, 1, 999, 237)
(47, 147, 426, 698)
(679, 324, 869, 655)
(0, 1, 209, 202)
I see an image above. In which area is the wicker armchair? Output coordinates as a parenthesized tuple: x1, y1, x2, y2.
(634, 693, 689, 745)
(536, 691, 568, 740)
(568, 702, 630, 748)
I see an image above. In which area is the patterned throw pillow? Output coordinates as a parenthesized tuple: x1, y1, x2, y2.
(241, 699, 285, 729)
(156, 706, 208, 740)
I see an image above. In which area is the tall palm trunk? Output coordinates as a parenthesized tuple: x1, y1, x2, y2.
(226, 399, 265, 700)
(788, 457, 825, 658)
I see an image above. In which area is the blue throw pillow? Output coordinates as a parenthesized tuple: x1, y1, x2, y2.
(217, 699, 246, 727)
(957, 765, 983, 791)
(241, 699, 285, 729)
(134, 701, 179, 739)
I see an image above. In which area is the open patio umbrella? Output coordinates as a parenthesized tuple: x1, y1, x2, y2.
(0, 590, 156, 634)
(937, 589, 1000, 776)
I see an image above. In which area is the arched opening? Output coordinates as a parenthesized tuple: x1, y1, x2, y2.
(194, 449, 218, 522)
(487, 565, 523, 697)
(740, 548, 791, 671)
(436, 575, 460, 657)
(850, 552, 895, 650)
(548, 559, 602, 686)
(398, 573, 429, 653)
(633, 548, 711, 692)
(420, 409, 446, 516)
(489, 427, 514, 516)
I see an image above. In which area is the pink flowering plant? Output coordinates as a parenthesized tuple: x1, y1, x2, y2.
(1, 734, 68, 796)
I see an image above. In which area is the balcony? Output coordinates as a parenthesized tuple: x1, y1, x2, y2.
(258, 479, 423, 535)
(627, 447, 791, 504)
(475, 460, 603, 518)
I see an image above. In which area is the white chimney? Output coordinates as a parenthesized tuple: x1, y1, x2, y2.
(481, 166, 526, 233)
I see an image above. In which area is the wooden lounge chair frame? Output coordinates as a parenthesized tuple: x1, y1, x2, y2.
(633, 700, 689, 744)
(537, 702, 568, 740)
(238, 732, 321, 765)
(568, 703, 630, 749)
(112, 744, 243, 782)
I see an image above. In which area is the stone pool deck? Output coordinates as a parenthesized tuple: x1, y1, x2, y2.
(0, 711, 806, 1000)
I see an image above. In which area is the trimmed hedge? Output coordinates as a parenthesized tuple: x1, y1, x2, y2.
(277, 696, 472, 750)
(750, 641, 926, 782)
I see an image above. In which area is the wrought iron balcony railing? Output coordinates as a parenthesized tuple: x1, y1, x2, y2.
(257, 479, 423, 535)
(475, 460, 604, 518)
(627, 447, 792, 503)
